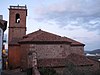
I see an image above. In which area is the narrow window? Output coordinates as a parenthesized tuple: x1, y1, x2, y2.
(15, 13, 20, 23)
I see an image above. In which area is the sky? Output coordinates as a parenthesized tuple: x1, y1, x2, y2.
(0, 0, 100, 51)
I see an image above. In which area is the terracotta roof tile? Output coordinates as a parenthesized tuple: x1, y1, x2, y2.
(37, 58, 66, 67)
(66, 53, 94, 65)
(19, 29, 84, 46)
(63, 37, 85, 46)
(20, 29, 70, 42)
(37, 53, 95, 67)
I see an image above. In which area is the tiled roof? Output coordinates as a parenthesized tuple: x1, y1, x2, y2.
(37, 58, 66, 67)
(66, 53, 94, 65)
(19, 29, 84, 46)
(37, 53, 95, 67)
(63, 37, 85, 46)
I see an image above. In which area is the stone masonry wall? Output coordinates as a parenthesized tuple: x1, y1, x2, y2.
(71, 46, 84, 55)
(29, 44, 71, 59)
(20, 43, 85, 70)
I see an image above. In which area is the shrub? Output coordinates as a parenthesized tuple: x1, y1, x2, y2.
(39, 67, 58, 75)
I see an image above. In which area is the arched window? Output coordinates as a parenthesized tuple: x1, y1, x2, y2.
(15, 13, 20, 23)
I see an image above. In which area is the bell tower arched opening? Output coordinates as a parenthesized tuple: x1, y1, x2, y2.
(15, 13, 20, 23)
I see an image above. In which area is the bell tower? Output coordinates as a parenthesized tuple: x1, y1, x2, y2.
(8, 5, 27, 69)
(8, 5, 27, 44)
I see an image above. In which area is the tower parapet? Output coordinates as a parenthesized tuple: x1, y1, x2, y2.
(9, 5, 27, 9)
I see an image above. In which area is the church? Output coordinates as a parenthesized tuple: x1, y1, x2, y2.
(8, 5, 100, 75)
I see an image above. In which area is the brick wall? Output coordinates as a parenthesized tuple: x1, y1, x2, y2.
(9, 9, 27, 27)
(20, 44, 29, 69)
(8, 45, 21, 69)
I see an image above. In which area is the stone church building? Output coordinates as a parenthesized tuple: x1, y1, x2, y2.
(8, 5, 100, 74)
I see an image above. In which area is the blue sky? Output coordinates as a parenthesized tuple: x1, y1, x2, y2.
(0, 0, 100, 51)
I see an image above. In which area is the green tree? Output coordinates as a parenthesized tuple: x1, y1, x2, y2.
(39, 67, 58, 75)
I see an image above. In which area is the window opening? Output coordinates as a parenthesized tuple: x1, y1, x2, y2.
(15, 13, 20, 23)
